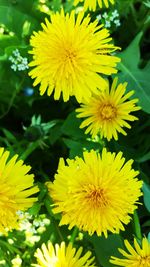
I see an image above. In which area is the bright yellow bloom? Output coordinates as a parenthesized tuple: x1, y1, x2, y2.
(32, 241, 96, 267)
(29, 10, 120, 103)
(110, 237, 150, 266)
(0, 147, 39, 234)
(76, 78, 140, 141)
(48, 149, 142, 237)
(74, 0, 115, 10)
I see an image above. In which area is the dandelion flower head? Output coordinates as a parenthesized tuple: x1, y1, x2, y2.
(110, 237, 150, 267)
(0, 147, 39, 234)
(76, 77, 140, 141)
(74, 0, 115, 10)
(48, 149, 142, 237)
(29, 10, 120, 103)
(32, 241, 96, 267)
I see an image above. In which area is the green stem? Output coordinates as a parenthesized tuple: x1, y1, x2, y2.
(130, 3, 139, 27)
(70, 227, 79, 244)
(133, 210, 142, 242)
(0, 240, 20, 254)
(0, 75, 25, 119)
(44, 197, 64, 242)
(20, 141, 39, 160)
(0, 54, 7, 61)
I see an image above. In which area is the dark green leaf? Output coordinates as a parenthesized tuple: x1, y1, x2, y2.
(118, 32, 150, 114)
(63, 138, 102, 158)
(143, 182, 150, 212)
(61, 111, 86, 139)
(87, 234, 123, 267)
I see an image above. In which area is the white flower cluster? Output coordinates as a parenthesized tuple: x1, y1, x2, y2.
(17, 211, 50, 245)
(97, 9, 121, 28)
(9, 49, 29, 71)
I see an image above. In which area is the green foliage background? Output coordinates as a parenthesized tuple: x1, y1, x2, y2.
(0, 0, 150, 266)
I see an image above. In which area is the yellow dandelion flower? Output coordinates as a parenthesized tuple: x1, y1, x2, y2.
(110, 237, 150, 267)
(48, 149, 142, 238)
(32, 241, 96, 267)
(74, 0, 115, 10)
(29, 10, 120, 103)
(0, 147, 39, 234)
(76, 77, 140, 141)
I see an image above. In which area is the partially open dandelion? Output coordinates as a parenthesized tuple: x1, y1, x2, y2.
(32, 241, 96, 267)
(0, 147, 39, 234)
(76, 77, 140, 141)
(29, 10, 120, 103)
(48, 149, 142, 237)
(110, 237, 150, 266)
(74, 0, 115, 11)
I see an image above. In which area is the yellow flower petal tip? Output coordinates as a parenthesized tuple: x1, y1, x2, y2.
(110, 237, 150, 266)
(29, 10, 120, 103)
(74, 0, 115, 10)
(0, 147, 39, 234)
(76, 77, 141, 141)
(48, 149, 142, 237)
(32, 241, 96, 267)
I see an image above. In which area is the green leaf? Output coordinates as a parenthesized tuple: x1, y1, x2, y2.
(2, 128, 17, 142)
(142, 220, 150, 227)
(63, 138, 102, 158)
(137, 151, 150, 163)
(28, 203, 42, 216)
(0, 61, 20, 118)
(48, 123, 63, 145)
(87, 234, 123, 267)
(61, 111, 85, 139)
(0, 240, 20, 255)
(143, 182, 150, 212)
(49, 0, 61, 11)
(0, 5, 38, 37)
(0, 34, 19, 55)
(144, 0, 150, 8)
(5, 45, 29, 57)
(118, 32, 150, 114)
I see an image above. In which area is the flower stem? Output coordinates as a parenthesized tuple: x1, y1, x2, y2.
(133, 210, 142, 242)
(20, 141, 39, 160)
(70, 227, 79, 244)
(44, 196, 64, 242)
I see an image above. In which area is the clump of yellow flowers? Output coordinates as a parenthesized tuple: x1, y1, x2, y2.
(27, 2, 144, 267)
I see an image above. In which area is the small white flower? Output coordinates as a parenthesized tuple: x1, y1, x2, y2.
(9, 49, 29, 72)
(114, 19, 121, 27)
(43, 218, 50, 225)
(11, 64, 17, 71)
(111, 10, 119, 18)
(105, 20, 111, 28)
(110, 15, 115, 22)
(99, 10, 121, 29)
(96, 14, 102, 21)
(13, 49, 20, 57)
(102, 12, 108, 19)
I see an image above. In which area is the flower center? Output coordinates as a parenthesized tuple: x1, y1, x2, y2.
(59, 42, 78, 68)
(100, 104, 117, 121)
(57, 44, 78, 75)
(64, 48, 77, 61)
(85, 185, 108, 207)
(138, 256, 150, 266)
